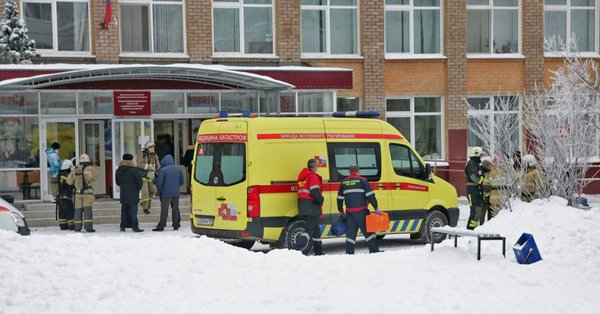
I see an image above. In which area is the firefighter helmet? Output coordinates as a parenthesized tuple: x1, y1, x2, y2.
(145, 141, 156, 149)
(60, 159, 73, 170)
(469, 146, 483, 158)
(522, 154, 537, 167)
(79, 154, 90, 163)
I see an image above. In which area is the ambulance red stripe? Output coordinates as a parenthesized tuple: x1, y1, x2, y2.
(255, 182, 428, 193)
(256, 133, 403, 140)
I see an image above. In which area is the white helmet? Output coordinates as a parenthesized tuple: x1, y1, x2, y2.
(145, 141, 156, 149)
(522, 154, 537, 167)
(469, 146, 483, 158)
(60, 159, 73, 170)
(79, 154, 90, 163)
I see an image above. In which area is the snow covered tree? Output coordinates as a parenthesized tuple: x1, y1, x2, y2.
(0, 0, 39, 64)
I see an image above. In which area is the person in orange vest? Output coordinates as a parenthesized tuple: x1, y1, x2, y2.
(295, 159, 324, 256)
(337, 165, 381, 254)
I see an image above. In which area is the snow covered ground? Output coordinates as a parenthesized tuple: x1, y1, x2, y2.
(1, 197, 600, 314)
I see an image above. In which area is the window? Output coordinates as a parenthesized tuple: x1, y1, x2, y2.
(467, 95, 520, 155)
(213, 0, 274, 55)
(544, 0, 598, 53)
(328, 143, 381, 181)
(386, 97, 443, 159)
(301, 0, 358, 56)
(195, 143, 246, 186)
(79, 92, 113, 114)
(152, 92, 185, 114)
(187, 93, 219, 114)
(337, 97, 360, 111)
(385, 0, 442, 56)
(298, 91, 334, 113)
(467, 0, 520, 54)
(23, 0, 90, 53)
(390, 143, 425, 179)
(120, 0, 184, 53)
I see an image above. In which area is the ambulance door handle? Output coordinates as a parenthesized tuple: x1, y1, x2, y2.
(394, 184, 402, 189)
(217, 197, 226, 201)
(377, 184, 385, 189)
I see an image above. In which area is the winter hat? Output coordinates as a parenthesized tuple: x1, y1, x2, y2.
(51, 142, 61, 150)
(122, 153, 134, 161)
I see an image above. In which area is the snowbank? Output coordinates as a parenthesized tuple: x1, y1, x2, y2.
(1, 198, 599, 313)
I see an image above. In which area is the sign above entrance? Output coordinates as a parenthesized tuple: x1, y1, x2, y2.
(114, 91, 151, 116)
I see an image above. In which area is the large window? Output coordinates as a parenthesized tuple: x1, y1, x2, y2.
(544, 0, 598, 53)
(385, 0, 442, 56)
(327, 143, 381, 181)
(213, 0, 274, 55)
(23, 0, 90, 53)
(386, 97, 443, 160)
(390, 143, 425, 179)
(467, 96, 520, 155)
(195, 143, 246, 186)
(301, 0, 358, 56)
(120, 0, 184, 53)
(467, 0, 520, 54)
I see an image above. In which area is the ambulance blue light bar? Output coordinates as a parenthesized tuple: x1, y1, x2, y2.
(332, 111, 380, 118)
(218, 109, 255, 118)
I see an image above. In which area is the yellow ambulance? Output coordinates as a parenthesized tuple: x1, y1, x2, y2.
(190, 114, 459, 250)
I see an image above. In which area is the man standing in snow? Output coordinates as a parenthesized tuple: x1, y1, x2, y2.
(138, 141, 160, 214)
(337, 165, 381, 254)
(57, 159, 75, 230)
(295, 159, 324, 256)
(153, 154, 184, 231)
(67, 154, 97, 232)
(465, 147, 484, 230)
(116, 153, 144, 233)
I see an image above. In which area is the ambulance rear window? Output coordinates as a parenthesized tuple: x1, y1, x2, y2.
(194, 143, 246, 186)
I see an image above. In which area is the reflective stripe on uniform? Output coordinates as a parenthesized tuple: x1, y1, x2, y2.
(345, 238, 356, 244)
(337, 195, 344, 200)
(83, 219, 93, 223)
(343, 189, 365, 194)
(297, 189, 310, 194)
(313, 238, 322, 242)
(365, 190, 375, 196)
(309, 185, 320, 190)
(365, 234, 376, 242)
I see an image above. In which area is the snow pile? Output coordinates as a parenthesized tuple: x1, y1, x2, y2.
(1, 198, 599, 313)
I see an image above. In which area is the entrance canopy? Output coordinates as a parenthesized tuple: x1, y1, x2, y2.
(0, 64, 294, 92)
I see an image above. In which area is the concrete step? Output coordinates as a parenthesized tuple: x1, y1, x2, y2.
(22, 198, 191, 212)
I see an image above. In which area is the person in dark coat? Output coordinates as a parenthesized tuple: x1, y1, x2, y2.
(115, 153, 144, 232)
(153, 154, 184, 231)
(295, 159, 324, 256)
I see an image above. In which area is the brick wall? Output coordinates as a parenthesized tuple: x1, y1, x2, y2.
(466, 59, 525, 93)
(188, 0, 213, 63)
(445, 0, 467, 130)
(361, 0, 385, 114)
(277, 0, 301, 64)
(384, 60, 447, 95)
(92, 0, 119, 63)
(522, 0, 545, 94)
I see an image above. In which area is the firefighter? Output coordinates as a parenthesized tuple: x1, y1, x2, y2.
(521, 154, 545, 202)
(465, 146, 484, 230)
(337, 165, 381, 254)
(295, 158, 324, 256)
(67, 154, 98, 232)
(57, 159, 75, 230)
(138, 141, 160, 214)
(480, 159, 509, 224)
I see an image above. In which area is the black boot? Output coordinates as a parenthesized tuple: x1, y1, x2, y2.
(133, 228, 144, 233)
(120, 227, 126, 232)
(152, 226, 164, 232)
(86, 229, 96, 233)
(143, 209, 151, 214)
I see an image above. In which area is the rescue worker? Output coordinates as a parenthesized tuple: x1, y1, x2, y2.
(67, 154, 98, 232)
(521, 154, 545, 202)
(465, 146, 484, 230)
(295, 159, 324, 256)
(337, 165, 381, 254)
(138, 141, 161, 214)
(480, 159, 509, 224)
(57, 159, 75, 230)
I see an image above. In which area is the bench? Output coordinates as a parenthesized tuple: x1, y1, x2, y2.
(430, 226, 506, 260)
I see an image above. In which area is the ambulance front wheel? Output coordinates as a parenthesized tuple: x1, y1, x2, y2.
(423, 210, 448, 244)
(283, 220, 312, 255)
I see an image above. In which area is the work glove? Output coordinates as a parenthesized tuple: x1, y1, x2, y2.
(374, 209, 382, 215)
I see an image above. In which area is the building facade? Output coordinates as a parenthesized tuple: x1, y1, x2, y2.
(0, 0, 599, 200)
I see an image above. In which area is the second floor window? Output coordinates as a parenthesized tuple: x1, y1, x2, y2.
(545, 0, 598, 53)
(301, 0, 359, 56)
(467, 0, 520, 54)
(120, 0, 184, 53)
(23, 0, 90, 53)
(213, 0, 274, 55)
(385, 0, 442, 56)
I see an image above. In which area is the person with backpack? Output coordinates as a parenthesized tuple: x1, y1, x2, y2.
(67, 154, 97, 232)
(153, 154, 184, 231)
(57, 159, 75, 230)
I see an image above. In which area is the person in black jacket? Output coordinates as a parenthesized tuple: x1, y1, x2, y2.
(465, 147, 484, 230)
(115, 153, 144, 232)
(296, 159, 324, 255)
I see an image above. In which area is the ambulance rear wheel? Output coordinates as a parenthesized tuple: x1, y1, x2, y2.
(423, 211, 448, 244)
(283, 220, 312, 255)
(230, 240, 255, 250)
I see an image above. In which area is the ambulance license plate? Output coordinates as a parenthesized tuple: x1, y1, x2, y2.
(196, 217, 214, 226)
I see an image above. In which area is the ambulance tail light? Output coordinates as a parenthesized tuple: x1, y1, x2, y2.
(247, 186, 260, 218)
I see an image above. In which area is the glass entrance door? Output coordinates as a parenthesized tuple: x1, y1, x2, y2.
(81, 121, 106, 195)
(112, 119, 153, 199)
(41, 119, 78, 202)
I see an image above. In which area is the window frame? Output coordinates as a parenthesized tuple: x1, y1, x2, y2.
(327, 142, 382, 182)
(211, 0, 276, 57)
(389, 142, 427, 180)
(467, 95, 522, 156)
(466, 0, 523, 58)
(544, 0, 600, 55)
(20, 0, 92, 56)
(119, 0, 187, 57)
(385, 96, 445, 160)
(300, 0, 361, 58)
(384, 0, 444, 59)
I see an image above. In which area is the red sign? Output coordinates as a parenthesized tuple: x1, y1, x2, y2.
(114, 91, 151, 116)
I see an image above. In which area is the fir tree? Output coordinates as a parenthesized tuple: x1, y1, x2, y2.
(0, 0, 39, 64)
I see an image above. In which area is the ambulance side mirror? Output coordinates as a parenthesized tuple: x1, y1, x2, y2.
(423, 163, 432, 181)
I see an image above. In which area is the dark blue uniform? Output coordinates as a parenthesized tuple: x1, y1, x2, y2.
(337, 173, 379, 254)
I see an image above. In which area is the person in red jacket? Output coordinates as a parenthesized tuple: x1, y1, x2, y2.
(296, 159, 324, 256)
(337, 165, 381, 254)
